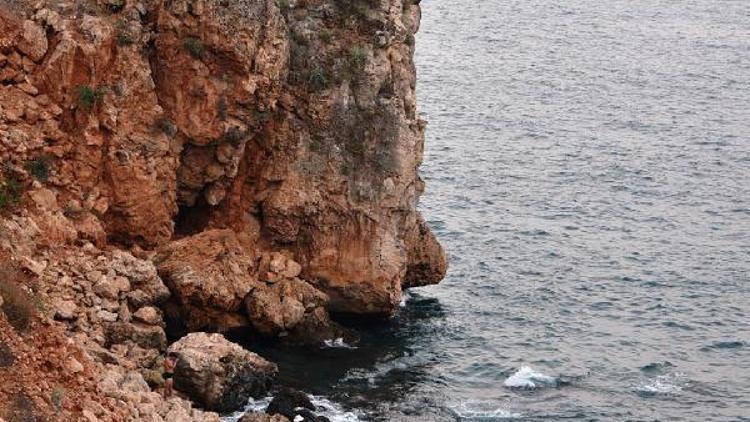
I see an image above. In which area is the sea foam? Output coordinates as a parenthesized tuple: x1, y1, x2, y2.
(322, 337, 358, 349)
(503, 366, 558, 389)
(222, 394, 362, 422)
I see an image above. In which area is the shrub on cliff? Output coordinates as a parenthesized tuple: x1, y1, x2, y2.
(349, 46, 367, 70)
(116, 20, 134, 46)
(51, 387, 65, 414)
(183, 37, 206, 59)
(309, 67, 330, 91)
(76, 85, 105, 111)
(0, 173, 22, 211)
(25, 155, 51, 182)
(0, 267, 36, 332)
(106, 0, 125, 14)
(0, 340, 14, 367)
(334, 0, 373, 18)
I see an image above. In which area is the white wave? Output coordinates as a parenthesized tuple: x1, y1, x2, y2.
(450, 400, 521, 419)
(399, 290, 413, 308)
(221, 394, 362, 422)
(635, 376, 683, 395)
(309, 395, 363, 422)
(322, 337, 358, 349)
(221, 396, 272, 421)
(503, 366, 558, 389)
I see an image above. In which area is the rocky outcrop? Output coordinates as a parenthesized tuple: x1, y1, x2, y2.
(245, 277, 326, 335)
(0, 0, 445, 419)
(156, 229, 258, 332)
(168, 332, 278, 413)
(1, 0, 444, 314)
(239, 413, 289, 422)
(266, 387, 315, 420)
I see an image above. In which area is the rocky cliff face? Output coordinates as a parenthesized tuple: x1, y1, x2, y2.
(0, 0, 445, 420)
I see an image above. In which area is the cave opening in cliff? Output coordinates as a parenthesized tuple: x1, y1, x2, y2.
(174, 198, 212, 237)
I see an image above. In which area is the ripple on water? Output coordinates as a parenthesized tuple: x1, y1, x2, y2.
(243, 0, 750, 419)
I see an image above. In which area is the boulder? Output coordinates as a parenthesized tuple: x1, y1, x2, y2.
(17, 20, 48, 62)
(168, 332, 277, 413)
(287, 307, 358, 347)
(93, 276, 129, 300)
(156, 230, 260, 330)
(54, 299, 77, 320)
(132, 306, 163, 326)
(266, 388, 314, 420)
(244, 278, 327, 336)
(109, 250, 170, 308)
(239, 413, 288, 422)
(104, 322, 167, 351)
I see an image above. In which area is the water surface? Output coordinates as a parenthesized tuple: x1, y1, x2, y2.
(242, 1, 750, 420)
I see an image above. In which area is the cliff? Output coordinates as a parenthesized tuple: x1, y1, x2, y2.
(0, 0, 445, 420)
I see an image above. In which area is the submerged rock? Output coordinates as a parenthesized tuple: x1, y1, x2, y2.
(168, 332, 278, 413)
(265, 387, 332, 422)
(266, 387, 314, 420)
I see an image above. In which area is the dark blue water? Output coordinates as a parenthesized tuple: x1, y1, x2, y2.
(235, 1, 750, 420)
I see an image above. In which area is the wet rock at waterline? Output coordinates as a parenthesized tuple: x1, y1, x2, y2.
(266, 387, 315, 420)
(244, 278, 354, 346)
(238, 413, 288, 422)
(168, 332, 278, 413)
(0, 0, 445, 418)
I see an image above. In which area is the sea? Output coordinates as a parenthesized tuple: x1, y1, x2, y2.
(231, 0, 750, 420)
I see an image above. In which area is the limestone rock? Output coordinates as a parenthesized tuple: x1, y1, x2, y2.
(133, 306, 163, 326)
(168, 332, 277, 413)
(65, 356, 84, 374)
(244, 278, 328, 336)
(17, 20, 47, 62)
(54, 299, 78, 320)
(108, 251, 170, 308)
(239, 413, 288, 422)
(104, 322, 167, 351)
(156, 230, 259, 330)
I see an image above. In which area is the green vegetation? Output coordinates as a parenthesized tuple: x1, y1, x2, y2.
(76, 85, 105, 111)
(349, 46, 367, 70)
(320, 30, 333, 45)
(116, 21, 134, 46)
(25, 155, 51, 182)
(334, 0, 373, 19)
(309, 67, 330, 91)
(278, 0, 289, 10)
(252, 110, 272, 126)
(51, 387, 65, 414)
(183, 37, 206, 59)
(106, 0, 125, 13)
(0, 173, 22, 211)
(0, 267, 36, 332)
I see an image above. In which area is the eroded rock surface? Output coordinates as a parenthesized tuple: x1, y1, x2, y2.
(156, 229, 258, 332)
(0, 0, 445, 419)
(168, 332, 278, 413)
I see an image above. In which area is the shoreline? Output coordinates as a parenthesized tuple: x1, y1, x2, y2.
(0, 0, 445, 420)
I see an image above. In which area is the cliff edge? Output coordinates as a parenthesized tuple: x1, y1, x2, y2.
(0, 0, 445, 420)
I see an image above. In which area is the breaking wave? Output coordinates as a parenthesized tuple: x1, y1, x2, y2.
(503, 366, 559, 389)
